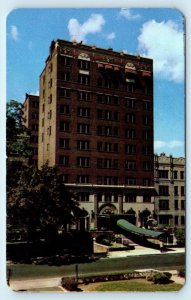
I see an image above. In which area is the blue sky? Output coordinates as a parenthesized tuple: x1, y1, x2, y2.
(6, 8, 185, 157)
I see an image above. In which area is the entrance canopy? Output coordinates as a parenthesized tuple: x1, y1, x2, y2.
(117, 219, 164, 239)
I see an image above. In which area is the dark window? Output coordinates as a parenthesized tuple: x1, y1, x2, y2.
(32, 101, 39, 108)
(125, 177, 136, 185)
(32, 124, 38, 131)
(143, 115, 151, 125)
(159, 200, 169, 210)
(78, 91, 90, 101)
(174, 200, 179, 210)
(62, 174, 69, 183)
(125, 160, 136, 170)
(32, 112, 38, 119)
(77, 107, 90, 118)
(62, 56, 71, 66)
(58, 88, 70, 98)
(77, 157, 90, 167)
(76, 175, 89, 184)
(126, 113, 136, 123)
(59, 155, 69, 166)
(125, 194, 136, 203)
(77, 140, 90, 151)
(125, 98, 136, 109)
(181, 200, 185, 210)
(60, 121, 70, 132)
(31, 135, 38, 143)
(47, 110, 52, 119)
(78, 60, 90, 70)
(143, 130, 152, 141)
(143, 195, 151, 203)
(143, 161, 152, 171)
(59, 138, 69, 149)
(47, 126, 51, 136)
(173, 171, 178, 179)
(62, 72, 70, 81)
(104, 193, 112, 203)
(48, 94, 52, 104)
(181, 216, 185, 225)
(159, 185, 169, 196)
(143, 178, 151, 186)
(125, 129, 136, 139)
(78, 192, 90, 202)
(181, 186, 185, 196)
(143, 101, 152, 110)
(60, 104, 70, 115)
(175, 216, 179, 225)
(174, 186, 179, 196)
(125, 144, 136, 155)
(77, 123, 90, 134)
(180, 171, 184, 180)
(158, 170, 169, 178)
(78, 74, 90, 85)
(143, 146, 153, 156)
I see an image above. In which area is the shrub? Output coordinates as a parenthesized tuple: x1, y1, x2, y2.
(152, 273, 171, 284)
(178, 268, 185, 278)
(61, 278, 78, 291)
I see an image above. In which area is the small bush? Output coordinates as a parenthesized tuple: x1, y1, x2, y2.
(178, 268, 185, 278)
(61, 278, 78, 291)
(152, 273, 171, 284)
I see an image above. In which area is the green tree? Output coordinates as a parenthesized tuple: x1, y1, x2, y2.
(7, 164, 83, 242)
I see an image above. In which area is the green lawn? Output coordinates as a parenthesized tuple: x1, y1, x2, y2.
(90, 281, 183, 292)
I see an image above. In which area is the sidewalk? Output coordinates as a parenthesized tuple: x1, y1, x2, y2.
(107, 245, 185, 258)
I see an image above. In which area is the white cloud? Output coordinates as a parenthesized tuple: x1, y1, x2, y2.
(119, 9, 140, 20)
(154, 140, 183, 150)
(137, 20, 184, 83)
(106, 32, 116, 41)
(11, 25, 19, 41)
(68, 14, 105, 43)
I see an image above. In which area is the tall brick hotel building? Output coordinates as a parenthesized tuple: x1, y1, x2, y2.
(38, 39, 155, 230)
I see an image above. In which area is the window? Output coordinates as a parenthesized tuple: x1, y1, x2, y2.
(31, 135, 38, 143)
(180, 171, 184, 180)
(59, 138, 69, 149)
(181, 200, 185, 210)
(159, 185, 169, 196)
(104, 193, 112, 203)
(125, 144, 136, 155)
(48, 78, 52, 88)
(77, 140, 90, 151)
(125, 194, 136, 203)
(174, 186, 179, 196)
(174, 200, 179, 210)
(181, 216, 185, 225)
(143, 130, 152, 141)
(77, 157, 90, 167)
(143, 146, 152, 156)
(143, 115, 151, 125)
(77, 175, 89, 184)
(126, 113, 136, 123)
(33, 147, 38, 155)
(60, 121, 70, 132)
(62, 174, 69, 183)
(59, 155, 69, 166)
(125, 98, 136, 109)
(32, 112, 38, 119)
(42, 104, 45, 113)
(143, 161, 152, 171)
(158, 170, 169, 178)
(126, 83, 134, 93)
(62, 72, 70, 81)
(58, 88, 70, 98)
(78, 74, 90, 85)
(60, 104, 70, 115)
(181, 186, 185, 196)
(143, 101, 152, 110)
(159, 200, 169, 210)
(125, 177, 136, 185)
(125, 160, 136, 170)
(104, 79, 112, 88)
(47, 110, 52, 119)
(62, 56, 71, 66)
(41, 133, 44, 142)
(78, 192, 90, 202)
(77, 107, 90, 118)
(77, 123, 90, 134)
(32, 124, 38, 131)
(48, 94, 52, 104)
(97, 77, 103, 87)
(47, 126, 51, 136)
(32, 101, 39, 108)
(78, 59, 90, 70)
(125, 129, 136, 139)
(143, 195, 151, 203)
(78, 91, 90, 101)
(173, 171, 178, 179)
(175, 216, 179, 225)
(42, 118, 44, 127)
(143, 178, 151, 186)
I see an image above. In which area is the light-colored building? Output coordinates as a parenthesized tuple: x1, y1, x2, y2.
(154, 154, 185, 228)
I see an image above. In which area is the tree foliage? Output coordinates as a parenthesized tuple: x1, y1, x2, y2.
(7, 164, 83, 241)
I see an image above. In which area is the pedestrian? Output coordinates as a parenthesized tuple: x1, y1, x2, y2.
(160, 240, 164, 253)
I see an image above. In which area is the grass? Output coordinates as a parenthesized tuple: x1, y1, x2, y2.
(86, 280, 183, 292)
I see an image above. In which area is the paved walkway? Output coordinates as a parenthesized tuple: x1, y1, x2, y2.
(107, 245, 185, 258)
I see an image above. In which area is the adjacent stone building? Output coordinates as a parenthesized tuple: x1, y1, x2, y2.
(37, 39, 155, 230)
(154, 154, 185, 228)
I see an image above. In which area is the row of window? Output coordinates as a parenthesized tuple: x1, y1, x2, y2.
(157, 169, 184, 180)
(61, 174, 152, 186)
(58, 138, 152, 155)
(159, 199, 185, 210)
(59, 155, 153, 171)
(45, 89, 152, 111)
(77, 192, 151, 203)
(58, 121, 152, 139)
(159, 185, 185, 196)
(159, 215, 185, 226)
